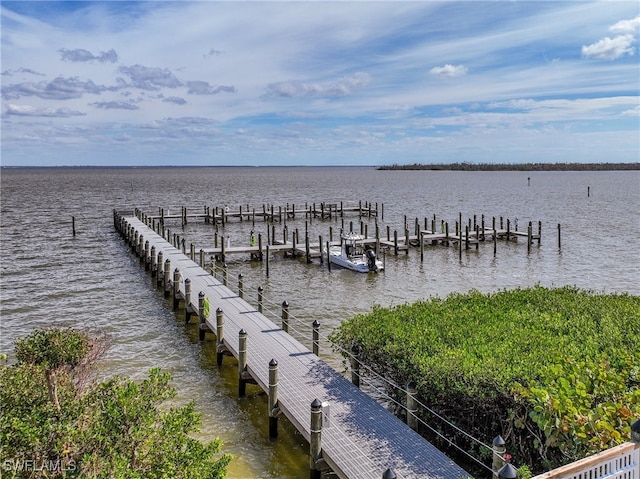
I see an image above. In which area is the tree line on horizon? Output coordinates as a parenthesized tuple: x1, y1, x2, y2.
(377, 162, 640, 171)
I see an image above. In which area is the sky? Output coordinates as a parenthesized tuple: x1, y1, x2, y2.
(1, 1, 639, 167)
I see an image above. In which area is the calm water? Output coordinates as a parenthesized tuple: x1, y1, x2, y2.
(1, 167, 639, 478)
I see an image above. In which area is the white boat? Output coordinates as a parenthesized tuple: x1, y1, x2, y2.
(329, 233, 383, 273)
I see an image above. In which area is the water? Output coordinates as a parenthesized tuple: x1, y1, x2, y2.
(1, 166, 638, 478)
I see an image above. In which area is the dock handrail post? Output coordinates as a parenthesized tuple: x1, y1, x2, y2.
(199, 249, 205, 268)
(238, 274, 244, 299)
(150, 246, 157, 277)
(157, 251, 164, 288)
(406, 381, 418, 431)
(172, 268, 181, 310)
(258, 286, 264, 313)
(198, 292, 207, 341)
(312, 320, 320, 356)
(222, 263, 228, 286)
(492, 435, 506, 479)
(164, 259, 171, 297)
(184, 279, 192, 323)
(144, 241, 150, 270)
(310, 398, 323, 479)
(216, 308, 225, 366)
(268, 359, 279, 438)
(238, 329, 247, 397)
(382, 469, 397, 479)
(350, 345, 360, 388)
(281, 301, 289, 332)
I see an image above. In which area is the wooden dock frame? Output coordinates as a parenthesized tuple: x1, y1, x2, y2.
(114, 210, 470, 479)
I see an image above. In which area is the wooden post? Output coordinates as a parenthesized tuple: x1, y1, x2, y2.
(558, 223, 561, 249)
(157, 251, 164, 288)
(266, 244, 270, 277)
(216, 308, 224, 366)
(222, 263, 228, 286)
(150, 246, 157, 277)
(281, 301, 289, 332)
(310, 398, 323, 479)
(258, 233, 263, 261)
(258, 286, 264, 313)
(538, 221, 542, 245)
(164, 259, 171, 297)
(326, 241, 331, 271)
(268, 359, 279, 438)
(184, 278, 192, 323)
(312, 320, 320, 356)
(492, 435, 506, 479)
(350, 345, 360, 388)
(527, 221, 532, 254)
(72, 216, 76, 236)
(220, 236, 226, 264)
(383, 469, 397, 479)
(238, 329, 247, 397)
(172, 268, 181, 310)
(420, 231, 424, 262)
(393, 230, 398, 256)
(238, 274, 244, 299)
(406, 381, 418, 431)
(319, 235, 324, 264)
(198, 292, 207, 341)
(494, 228, 497, 256)
(305, 233, 311, 264)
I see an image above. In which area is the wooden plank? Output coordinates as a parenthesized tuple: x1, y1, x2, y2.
(120, 215, 470, 479)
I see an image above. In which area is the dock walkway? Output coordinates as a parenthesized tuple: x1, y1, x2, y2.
(116, 213, 470, 479)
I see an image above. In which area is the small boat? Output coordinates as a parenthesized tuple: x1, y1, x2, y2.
(329, 233, 383, 273)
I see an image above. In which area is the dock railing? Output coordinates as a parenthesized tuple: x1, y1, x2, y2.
(531, 442, 639, 479)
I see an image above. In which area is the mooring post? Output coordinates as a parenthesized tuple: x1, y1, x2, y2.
(268, 359, 280, 438)
(420, 231, 424, 262)
(326, 241, 331, 271)
(258, 233, 263, 261)
(150, 246, 157, 277)
(528, 221, 532, 254)
(138, 235, 145, 263)
(312, 320, 320, 356)
(198, 292, 208, 341)
(310, 398, 323, 479)
(393, 230, 398, 256)
(184, 278, 192, 323)
(238, 274, 244, 299)
(494, 228, 497, 256)
(258, 286, 264, 313)
(492, 435, 506, 479)
(350, 345, 360, 388)
(157, 251, 164, 288)
(238, 329, 247, 397)
(319, 235, 324, 264)
(72, 216, 76, 236)
(406, 381, 418, 431)
(164, 259, 171, 297)
(281, 301, 289, 332)
(172, 268, 181, 310)
(538, 221, 542, 245)
(216, 308, 224, 366)
(557, 223, 561, 249)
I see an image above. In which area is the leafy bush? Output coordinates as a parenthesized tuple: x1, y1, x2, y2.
(330, 286, 640, 472)
(1, 328, 231, 478)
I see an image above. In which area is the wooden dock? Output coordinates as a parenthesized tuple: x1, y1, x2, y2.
(114, 211, 470, 479)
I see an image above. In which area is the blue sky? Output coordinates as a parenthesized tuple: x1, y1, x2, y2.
(1, 1, 638, 166)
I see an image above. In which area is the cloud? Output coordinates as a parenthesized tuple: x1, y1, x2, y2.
(163, 96, 187, 105)
(118, 64, 182, 90)
(610, 15, 640, 34)
(582, 34, 636, 60)
(264, 72, 371, 98)
(91, 101, 139, 110)
(4, 104, 86, 117)
(59, 48, 119, 63)
(429, 64, 468, 78)
(1, 77, 107, 100)
(204, 48, 223, 57)
(186, 81, 236, 95)
(1, 68, 46, 77)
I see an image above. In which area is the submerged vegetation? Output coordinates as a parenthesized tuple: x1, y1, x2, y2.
(0, 328, 231, 478)
(377, 162, 640, 171)
(330, 286, 640, 473)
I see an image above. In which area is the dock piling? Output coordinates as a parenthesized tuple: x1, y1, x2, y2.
(216, 308, 225, 366)
(312, 320, 320, 356)
(350, 345, 360, 388)
(406, 381, 418, 431)
(268, 359, 280, 438)
(281, 301, 289, 332)
(238, 329, 247, 397)
(310, 398, 324, 479)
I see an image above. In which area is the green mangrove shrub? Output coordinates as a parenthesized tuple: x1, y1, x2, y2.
(330, 286, 640, 472)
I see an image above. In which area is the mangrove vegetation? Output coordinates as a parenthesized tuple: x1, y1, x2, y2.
(330, 286, 640, 473)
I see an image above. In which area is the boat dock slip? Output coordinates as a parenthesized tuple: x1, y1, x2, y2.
(115, 213, 470, 479)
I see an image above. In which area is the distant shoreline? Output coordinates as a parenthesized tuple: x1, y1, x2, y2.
(377, 162, 640, 171)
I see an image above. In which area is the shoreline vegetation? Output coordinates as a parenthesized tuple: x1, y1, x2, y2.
(377, 162, 640, 171)
(330, 286, 640, 475)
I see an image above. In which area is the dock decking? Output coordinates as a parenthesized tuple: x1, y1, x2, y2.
(115, 212, 470, 479)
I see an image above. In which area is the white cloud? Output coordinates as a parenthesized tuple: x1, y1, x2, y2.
(610, 15, 640, 34)
(4, 104, 86, 117)
(429, 64, 468, 78)
(582, 34, 636, 60)
(264, 72, 371, 98)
